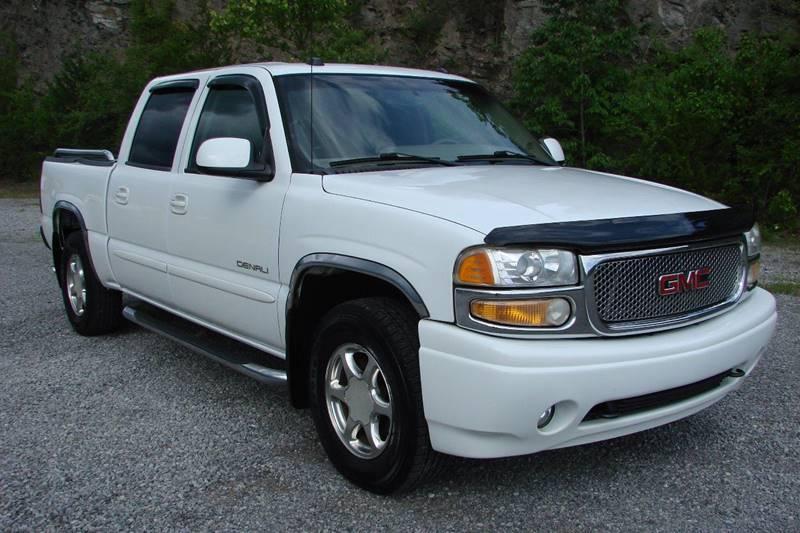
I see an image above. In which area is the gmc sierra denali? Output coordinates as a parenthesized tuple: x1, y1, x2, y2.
(40, 62, 776, 494)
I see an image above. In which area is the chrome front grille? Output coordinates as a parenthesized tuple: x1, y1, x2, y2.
(591, 243, 744, 327)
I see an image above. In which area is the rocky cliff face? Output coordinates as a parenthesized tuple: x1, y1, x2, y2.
(3, 0, 798, 93)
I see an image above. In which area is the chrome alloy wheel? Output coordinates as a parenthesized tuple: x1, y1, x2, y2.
(325, 343, 394, 459)
(65, 253, 87, 317)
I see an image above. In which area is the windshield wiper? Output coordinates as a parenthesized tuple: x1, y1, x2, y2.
(329, 152, 457, 168)
(456, 150, 549, 165)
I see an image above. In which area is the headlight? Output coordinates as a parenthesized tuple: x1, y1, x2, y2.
(744, 224, 761, 258)
(455, 247, 578, 287)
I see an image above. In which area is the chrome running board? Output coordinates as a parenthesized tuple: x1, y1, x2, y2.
(122, 301, 287, 385)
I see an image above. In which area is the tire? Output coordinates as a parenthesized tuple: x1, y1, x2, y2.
(309, 297, 442, 494)
(60, 231, 122, 336)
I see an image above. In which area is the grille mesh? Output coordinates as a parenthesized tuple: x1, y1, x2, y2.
(592, 244, 743, 324)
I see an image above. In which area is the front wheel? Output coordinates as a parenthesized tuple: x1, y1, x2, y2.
(309, 297, 441, 494)
(60, 232, 122, 336)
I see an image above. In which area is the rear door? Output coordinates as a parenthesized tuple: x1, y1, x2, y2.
(107, 80, 199, 304)
(166, 68, 291, 353)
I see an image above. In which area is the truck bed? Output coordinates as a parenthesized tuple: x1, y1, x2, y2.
(40, 148, 117, 250)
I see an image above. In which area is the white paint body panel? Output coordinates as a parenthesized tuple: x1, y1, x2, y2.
(420, 288, 776, 457)
(195, 137, 251, 169)
(39, 158, 115, 284)
(278, 173, 483, 323)
(40, 62, 776, 461)
(107, 163, 174, 303)
(166, 66, 290, 352)
(322, 165, 724, 234)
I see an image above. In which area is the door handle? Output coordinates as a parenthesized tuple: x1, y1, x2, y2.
(114, 186, 129, 205)
(170, 193, 188, 215)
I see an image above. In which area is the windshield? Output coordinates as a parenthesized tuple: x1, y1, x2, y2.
(273, 74, 555, 172)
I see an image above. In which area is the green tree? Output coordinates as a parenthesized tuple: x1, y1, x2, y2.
(619, 30, 740, 194)
(0, 32, 48, 181)
(210, 0, 383, 62)
(620, 29, 800, 226)
(42, 0, 231, 154)
(732, 33, 800, 227)
(513, 0, 637, 167)
(128, 0, 231, 78)
(0, 0, 232, 180)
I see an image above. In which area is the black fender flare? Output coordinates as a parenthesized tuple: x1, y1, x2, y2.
(287, 253, 429, 319)
(285, 253, 429, 407)
(52, 201, 94, 285)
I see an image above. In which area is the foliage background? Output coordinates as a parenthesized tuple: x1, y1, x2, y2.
(0, 0, 797, 231)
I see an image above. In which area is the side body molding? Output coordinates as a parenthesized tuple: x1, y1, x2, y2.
(288, 253, 429, 318)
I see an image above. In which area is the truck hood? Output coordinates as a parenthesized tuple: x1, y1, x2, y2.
(322, 165, 724, 235)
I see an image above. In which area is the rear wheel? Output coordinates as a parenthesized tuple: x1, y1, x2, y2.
(309, 297, 441, 494)
(60, 232, 122, 335)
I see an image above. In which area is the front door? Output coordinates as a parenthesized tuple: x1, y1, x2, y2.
(167, 68, 290, 353)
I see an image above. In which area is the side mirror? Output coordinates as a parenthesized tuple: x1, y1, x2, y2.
(196, 137, 251, 170)
(541, 138, 565, 165)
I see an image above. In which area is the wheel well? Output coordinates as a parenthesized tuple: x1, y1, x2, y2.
(287, 267, 425, 408)
(52, 207, 84, 286)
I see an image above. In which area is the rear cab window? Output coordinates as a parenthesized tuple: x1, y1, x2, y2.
(128, 81, 198, 170)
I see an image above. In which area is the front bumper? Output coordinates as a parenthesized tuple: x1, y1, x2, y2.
(419, 288, 777, 458)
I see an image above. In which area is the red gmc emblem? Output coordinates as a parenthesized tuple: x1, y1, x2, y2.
(658, 267, 712, 296)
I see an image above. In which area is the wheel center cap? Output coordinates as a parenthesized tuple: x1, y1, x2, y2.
(345, 378, 372, 424)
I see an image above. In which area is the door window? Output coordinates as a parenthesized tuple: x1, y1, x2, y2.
(128, 88, 195, 170)
(190, 85, 268, 170)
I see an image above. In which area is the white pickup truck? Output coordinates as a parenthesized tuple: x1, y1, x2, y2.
(40, 62, 776, 494)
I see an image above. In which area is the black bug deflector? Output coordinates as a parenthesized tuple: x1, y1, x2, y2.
(483, 207, 754, 253)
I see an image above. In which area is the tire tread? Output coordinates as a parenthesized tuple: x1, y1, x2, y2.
(62, 232, 122, 336)
(310, 296, 444, 493)
(353, 297, 445, 492)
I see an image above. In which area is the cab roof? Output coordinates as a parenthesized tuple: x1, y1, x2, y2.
(154, 62, 474, 85)
(261, 62, 473, 83)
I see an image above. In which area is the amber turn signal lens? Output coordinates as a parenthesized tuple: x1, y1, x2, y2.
(456, 250, 495, 285)
(470, 298, 571, 327)
(748, 259, 760, 288)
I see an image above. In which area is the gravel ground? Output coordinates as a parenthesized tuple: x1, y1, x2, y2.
(762, 243, 800, 286)
(1, 198, 798, 531)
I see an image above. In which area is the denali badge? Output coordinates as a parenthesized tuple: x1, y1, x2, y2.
(658, 267, 711, 296)
(236, 260, 268, 275)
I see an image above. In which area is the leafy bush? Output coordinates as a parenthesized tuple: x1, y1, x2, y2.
(513, 0, 800, 227)
(403, 0, 505, 61)
(0, 0, 382, 184)
(513, 0, 637, 168)
(211, 0, 383, 62)
(619, 29, 800, 221)
(403, 0, 450, 58)
(0, 1, 230, 181)
(1, 0, 797, 229)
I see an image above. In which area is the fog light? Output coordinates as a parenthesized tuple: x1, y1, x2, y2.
(538, 405, 555, 429)
(470, 298, 572, 327)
